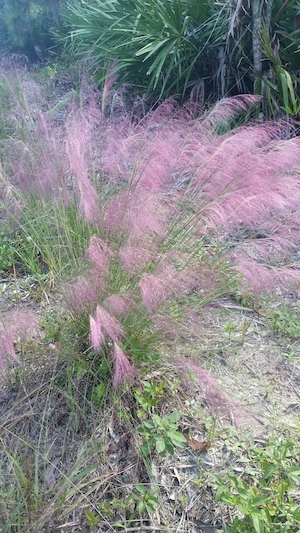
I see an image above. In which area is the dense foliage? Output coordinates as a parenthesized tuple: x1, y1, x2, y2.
(62, 0, 300, 115)
(0, 0, 66, 58)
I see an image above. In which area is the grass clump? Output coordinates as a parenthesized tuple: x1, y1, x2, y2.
(0, 67, 300, 532)
(0, 224, 15, 275)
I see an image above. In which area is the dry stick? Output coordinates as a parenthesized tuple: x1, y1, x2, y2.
(26, 455, 32, 525)
(57, 515, 172, 532)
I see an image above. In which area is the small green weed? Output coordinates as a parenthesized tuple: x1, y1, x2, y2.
(225, 321, 238, 337)
(96, 485, 159, 530)
(270, 304, 300, 339)
(138, 410, 186, 455)
(84, 509, 100, 531)
(204, 416, 218, 447)
(46, 64, 58, 79)
(134, 380, 166, 416)
(126, 484, 159, 515)
(211, 433, 300, 533)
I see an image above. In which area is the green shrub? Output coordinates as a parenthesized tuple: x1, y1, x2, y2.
(212, 434, 300, 533)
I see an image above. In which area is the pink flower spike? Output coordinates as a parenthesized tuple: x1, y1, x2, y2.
(0, 309, 39, 369)
(95, 305, 124, 343)
(103, 294, 132, 318)
(89, 315, 105, 350)
(138, 273, 168, 313)
(112, 343, 135, 388)
(87, 235, 111, 272)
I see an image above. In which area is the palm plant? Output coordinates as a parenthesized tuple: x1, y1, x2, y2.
(63, 0, 300, 115)
(63, 0, 225, 100)
(210, 0, 300, 116)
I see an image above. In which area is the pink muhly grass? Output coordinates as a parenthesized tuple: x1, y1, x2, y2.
(0, 177, 22, 219)
(98, 98, 199, 191)
(3, 309, 39, 338)
(130, 132, 182, 191)
(190, 126, 300, 231)
(87, 235, 111, 272)
(173, 357, 265, 432)
(102, 294, 133, 318)
(6, 113, 68, 197)
(97, 120, 133, 182)
(90, 315, 105, 350)
(53, 93, 300, 307)
(104, 188, 171, 240)
(129, 101, 200, 191)
(76, 94, 300, 297)
(137, 260, 189, 311)
(64, 273, 106, 313)
(232, 257, 300, 294)
(1, 75, 68, 196)
(138, 273, 168, 314)
(201, 94, 260, 131)
(0, 310, 39, 369)
(112, 342, 135, 388)
(65, 112, 99, 223)
(119, 243, 158, 273)
(90, 305, 124, 349)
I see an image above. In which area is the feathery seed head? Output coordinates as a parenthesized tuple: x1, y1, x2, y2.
(112, 342, 135, 388)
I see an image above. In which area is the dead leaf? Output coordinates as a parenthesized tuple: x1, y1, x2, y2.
(188, 438, 210, 451)
(107, 432, 130, 453)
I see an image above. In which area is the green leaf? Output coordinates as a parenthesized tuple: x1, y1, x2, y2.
(168, 430, 186, 442)
(137, 501, 145, 514)
(165, 441, 174, 455)
(168, 410, 181, 423)
(252, 515, 264, 533)
(138, 427, 149, 435)
(140, 420, 155, 430)
(136, 484, 147, 495)
(145, 501, 156, 514)
(292, 505, 300, 519)
(263, 464, 278, 479)
(156, 438, 166, 454)
(152, 414, 162, 426)
(141, 438, 154, 455)
(251, 496, 270, 506)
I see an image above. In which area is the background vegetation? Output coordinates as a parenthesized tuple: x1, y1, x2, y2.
(61, 0, 300, 115)
(0, 0, 300, 116)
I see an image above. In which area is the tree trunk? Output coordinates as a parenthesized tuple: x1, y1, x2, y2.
(265, 0, 274, 33)
(47, 0, 61, 26)
(252, 0, 263, 87)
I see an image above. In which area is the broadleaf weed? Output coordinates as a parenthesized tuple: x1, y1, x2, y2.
(138, 410, 186, 456)
(270, 303, 300, 339)
(211, 431, 300, 532)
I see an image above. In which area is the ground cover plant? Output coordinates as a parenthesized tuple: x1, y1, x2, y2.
(0, 67, 299, 532)
(212, 432, 300, 533)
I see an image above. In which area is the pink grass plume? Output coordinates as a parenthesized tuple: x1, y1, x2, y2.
(0, 310, 39, 370)
(90, 305, 124, 350)
(112, 342, 135, 388)
(87, 235, 111, 272)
